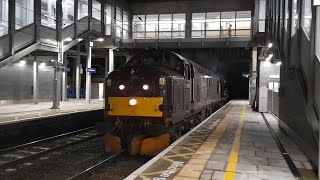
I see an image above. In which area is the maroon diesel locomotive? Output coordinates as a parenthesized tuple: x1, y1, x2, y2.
(103, 49, 226, 155)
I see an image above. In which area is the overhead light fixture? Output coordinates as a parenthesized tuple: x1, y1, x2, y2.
(19, 60, 26, 66)
(266, 54, 273, 61)
(39, 62, 46, 67)
(50, 59, 55, 62)
(77, 38, 83, 41)
(96, 38, 104, 42)
(268, 42, 273, 48)
(276, 62, 282, 66)
(64, 37, 72, 42)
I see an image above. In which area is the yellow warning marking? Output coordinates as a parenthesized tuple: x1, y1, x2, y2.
(181, 147, 196, 152)
(224, 106, 246, 180)
(176, 108, 233, 179)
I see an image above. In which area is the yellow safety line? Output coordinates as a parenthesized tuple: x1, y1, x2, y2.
(224, 106, 246, 180)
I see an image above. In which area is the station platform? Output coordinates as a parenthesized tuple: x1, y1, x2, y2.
(0, 99, 103, 125)
(126, 100, 316, 180)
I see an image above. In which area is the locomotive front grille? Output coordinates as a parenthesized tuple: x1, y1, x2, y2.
(107, 97, 163, 117)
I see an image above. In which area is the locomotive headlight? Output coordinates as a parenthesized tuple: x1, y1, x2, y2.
(129, 99, 137, 106)
(142, 84, 149, 90)
(119, 85, 125, 90)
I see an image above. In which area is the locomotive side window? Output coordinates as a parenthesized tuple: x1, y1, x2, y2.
(185, 64, 191, 80)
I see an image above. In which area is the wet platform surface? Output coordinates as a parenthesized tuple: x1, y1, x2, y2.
(0, 99, 103, 125)
(126, 100, 316, 180)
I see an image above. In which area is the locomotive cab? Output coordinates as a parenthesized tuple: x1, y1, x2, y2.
(103, 49, 223, 156)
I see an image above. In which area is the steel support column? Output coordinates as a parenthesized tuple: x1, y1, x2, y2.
(85, 38, 92, 103)
(76, 44, 81, 100)
(62, 53, 68, 101)
(33, 56, 39, 104)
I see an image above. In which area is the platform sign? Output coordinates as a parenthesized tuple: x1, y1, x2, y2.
(86, 67, 96, 73)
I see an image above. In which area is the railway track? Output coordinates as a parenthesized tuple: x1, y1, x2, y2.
(0, 127, 103, 168)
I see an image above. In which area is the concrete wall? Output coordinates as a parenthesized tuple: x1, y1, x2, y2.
(0, 57, 55, 105)
(130, 0, 254, 14)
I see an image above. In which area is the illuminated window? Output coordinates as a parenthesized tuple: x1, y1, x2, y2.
(62, 0, 74, 28)
(133, 15, 145, 39)
(291, 0, 298, 36)
(0, 0, 8, 37)
(206, 12, 220, 38)
(236, 11, 251, 37)
(258, 0, 266, 32)
(15, 0, 34, 30)
(123, 11, 129, 39)
(146, 14, 158, 38)
(284, 0, 289, 31)
(78, 0, 88, 20)
(192, 13, 205, 38)
(116, 7, 122, 38)
(41, 0, 57, 29)
(316, 8, 320, 58)
(302, 0, 312, 38)
(105, 4, 111, 35)
(172, 14, 185, 38)
(92, 0, 101, 21)
(221, 12, 235, 37)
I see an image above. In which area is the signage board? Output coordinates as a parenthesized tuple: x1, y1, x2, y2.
(86, 67, 96, 73)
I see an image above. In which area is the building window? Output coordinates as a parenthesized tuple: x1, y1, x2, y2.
(236, 11, 251, 37)
(172, 14, 186, 38)
(41, 0, 57, 29)
(268, 81, 279, 92)
(123, 11, 129, 39)
(206, 12, 220, 38)
(221, 12, 235, 37)
(133, 15, 145, 39)
(62, 0, 74, 28)
(258, 0, 266, 32)
(192, 13, 205, 38)
(316, 8, 320, 58)
(78, 0, 88, 20)
(15, 0, 34, 30)
(146, 14, 158, 38)
(159, 14, 171, 39)
(291, 0, 299, 36)
(302, 0, 312, 38)
(116, 7, 122, 38)
(105, 4, 111, 35)
(284, 0, 289, 31)
(0, 0, 9, 36)
(92, 0, 101, 21)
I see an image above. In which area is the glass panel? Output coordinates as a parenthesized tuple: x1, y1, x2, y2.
(159, 14, 171, 35)
(15, 0, 34, 30)
(62, 0, 74, 28)
(302, 0, 312, 38)
(78, 0, 88, 20)
(206, 31, 220, 38)
(123, 11, 128, 39)
(172, 31, 185, 38)
(41, 0, 57, 29)
(192, 31, 204, 38)
(92, 0, 101, 21)
(133, 15, 145, 39)
(285, 0, 289, 31)
(192, 13, 205, 38)
(259, 0, 266, 32)
(146, 14, 158, 33)
(316, 8, 320, 57)
(116, 7, 122, 38)
(221, 12, 236, 37)
(268, 82, 274, 90)
(105, 4, 111, 35)
(172, 13, 185, 31)
(236, 12, 251, 31)
(273, 82, 279, 92)
(0, 0, 8, 36)
(291, 0, 298, 36)
(206, 12, 220, 30)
